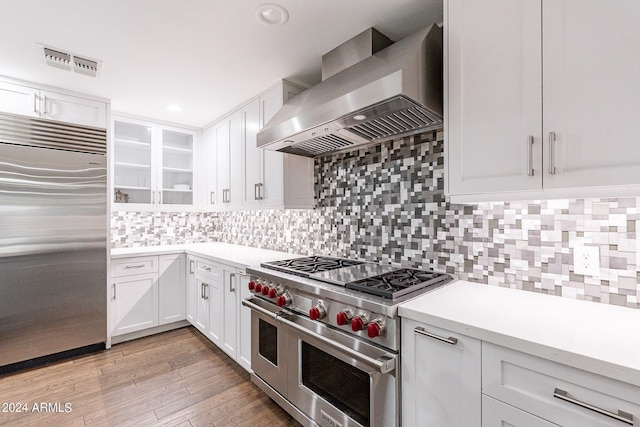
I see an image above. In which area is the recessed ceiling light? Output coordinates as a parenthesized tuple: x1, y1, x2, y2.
(166, 104, 182, 112)
(353, 114, 367, 121)
(256, 3, 289, 26)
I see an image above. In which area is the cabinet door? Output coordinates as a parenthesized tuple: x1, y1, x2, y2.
(543, 0, 640, 189)
(227, 112, 243, 208)
(0, 82, 39, 118)
(40, 90, 106, 128)
(215, 121, 230, 205)
(194, 277, 209, 334)
(160, 127, 195, 206)
(206, 278, 224, 347)
(202, 126, 217, 207)
(401, 318, 481, 427)
(111, 273, 159, 336)
(113, 119, 154, 206)
(186, 257, 196, 324)
(259, 87, 285, 207)
(222, 269, 238, 359)
(482, 395, 559, 427)
(446, 0, 542, 196)
(242, 98, 262, 208)
(237, 271, 251, 371)
(158, 254, 186, 325)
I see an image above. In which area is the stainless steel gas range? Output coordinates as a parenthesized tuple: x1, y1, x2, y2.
(243, 256, 451, 427)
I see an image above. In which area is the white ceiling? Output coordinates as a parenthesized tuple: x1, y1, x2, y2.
(0, 0, 442, 128)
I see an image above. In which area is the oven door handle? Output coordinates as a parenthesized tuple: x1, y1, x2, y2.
(242, 298, 396, 374)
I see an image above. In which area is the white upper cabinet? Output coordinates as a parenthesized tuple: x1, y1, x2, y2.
(542, 0, 640, 190)
(113, 115, 197, 210)
(203, 80, 314, 211)
(0, 80, 107, 128)
(446, 0, 640, 201)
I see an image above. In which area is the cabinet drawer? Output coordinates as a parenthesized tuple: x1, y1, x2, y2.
(195, 259, 220, 281)
(482, 342, 640, 427)
(482, 395, 559, 427)
(111, 256, 158, 277)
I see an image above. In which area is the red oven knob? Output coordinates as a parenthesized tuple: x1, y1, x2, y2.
(254, 282, 263, 293)
(351, 316, 365, 332)
(336, 310, 352, 326)
(248, 280, 256, 291)
(268, 287, 278, 298)
(367, 319, 386, 338)
(261, 285, 271, 296)
(276, 292, 292, 307)
(309, 304, 326, 321)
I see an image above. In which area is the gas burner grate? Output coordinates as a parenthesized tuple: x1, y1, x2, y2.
(262, 256, 365, 278)
(346, 268, 450, 299)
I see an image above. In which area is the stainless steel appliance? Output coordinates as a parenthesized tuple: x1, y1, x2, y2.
(0, 112, 107, 373)
(243, 256, 451, 427)
(256, 24, 443, 157)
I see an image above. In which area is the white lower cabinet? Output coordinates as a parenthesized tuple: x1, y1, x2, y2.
(158, 254, 186, 325)
(110, 254, 185, 338)
(187, 256, 246, 366)
(482, 395, 559, 427)
(482, 342, 640, 427)
(111, 272, 158, 336)
(401, 318, 481, 427)
(236, 271, 252, 372)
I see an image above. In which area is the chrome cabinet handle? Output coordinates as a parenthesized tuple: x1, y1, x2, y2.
(33, 93, 38, 113)
(254, 183, 259, 200)
(203, 283, 209, 300)
(236, 271, 248, 277)
(158, 191, 162, 206)
(553, 388, 634, 425)
(414, 326, 458, 345)
(189, 260, 195, 275)
(229, 273, 235, 292)
(527, 135, 534, 176)
(125, 264, 146, 269)
(112, 283, 116, 300)
(200, 282, 204, 299)
(548, 131, 557, 175)
(201, 266, 211, 272)
(258, 183, 264, 200)
(42, 94, 47, 114)
(151, 190, 155, 206)
(210, 191, 215, 204)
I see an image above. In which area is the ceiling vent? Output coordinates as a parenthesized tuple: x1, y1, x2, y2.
(37, 44, 102, 78)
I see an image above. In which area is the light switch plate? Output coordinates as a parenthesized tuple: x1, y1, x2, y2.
(573, 245, 600, 276)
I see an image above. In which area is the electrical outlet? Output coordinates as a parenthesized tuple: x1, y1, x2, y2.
(573, 245, 600, 276)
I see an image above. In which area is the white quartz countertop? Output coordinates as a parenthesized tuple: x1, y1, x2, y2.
(110, 242, 302, 269)
(399, 280, 640, 387)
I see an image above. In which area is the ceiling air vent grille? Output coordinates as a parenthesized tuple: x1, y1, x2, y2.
(37, 44, 102, 78)
(347, 105, 442, 140)
(282, 134, 355, 157)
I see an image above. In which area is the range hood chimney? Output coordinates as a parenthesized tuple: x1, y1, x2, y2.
(257, 24, 443, 157)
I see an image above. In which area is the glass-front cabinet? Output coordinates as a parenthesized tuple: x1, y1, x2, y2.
(113, 116, 197, 210)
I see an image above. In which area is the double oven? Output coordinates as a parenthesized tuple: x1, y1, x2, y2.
(244, 256, 450, 427)
(245, 297, 397, 427)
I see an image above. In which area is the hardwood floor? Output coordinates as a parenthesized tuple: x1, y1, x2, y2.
(0, 327, 301, 427)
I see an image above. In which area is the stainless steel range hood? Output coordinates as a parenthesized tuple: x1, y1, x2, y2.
(257, 24, 443, 157)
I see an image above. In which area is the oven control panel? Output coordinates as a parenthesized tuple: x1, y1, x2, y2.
(247, 277, 399, 350)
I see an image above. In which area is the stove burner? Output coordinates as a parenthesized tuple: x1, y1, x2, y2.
(346, 268, 450, 299)
(263, 256, 365, 277)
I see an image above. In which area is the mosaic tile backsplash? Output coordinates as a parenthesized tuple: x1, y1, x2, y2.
(111, 131, 640, 309)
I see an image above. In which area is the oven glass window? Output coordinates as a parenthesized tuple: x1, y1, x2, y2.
(301, 342, 370, 426)
(258, 319, 278, 366)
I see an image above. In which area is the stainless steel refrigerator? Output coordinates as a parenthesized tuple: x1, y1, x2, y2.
(0, 112, 107, 371)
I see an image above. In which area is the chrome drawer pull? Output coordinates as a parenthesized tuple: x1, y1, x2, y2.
(414, 327, 458, 345)
(548, 131, 557, 175)
(553, 388, 634, 425)
(125, 264, 146, 269)
(527, 135, 534, 176)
